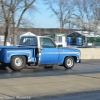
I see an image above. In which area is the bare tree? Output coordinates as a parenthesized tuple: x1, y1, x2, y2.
(90, 0, 100, 33)
(11, 0, 36, 45)
(72, 0, 90, 30)
(44, 0, 74, 33)
(72, 0, 100, 33)
(0, 0, 12, 45)
(0, 0, 36, 45)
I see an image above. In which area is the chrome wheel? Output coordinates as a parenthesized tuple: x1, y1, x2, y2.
(10, 56, 26, 71)
(66, 58, 73, 68)
(14, 57, 23, 67)
(64, 57, 74, 69)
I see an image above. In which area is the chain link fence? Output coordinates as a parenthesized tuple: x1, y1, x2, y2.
(78, 42, 100, 48)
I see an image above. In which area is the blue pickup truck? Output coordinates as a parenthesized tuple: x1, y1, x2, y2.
(0, 35, 81, 71)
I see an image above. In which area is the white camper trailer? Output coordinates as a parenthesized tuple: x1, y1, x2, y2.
(43, 33, 67, 47)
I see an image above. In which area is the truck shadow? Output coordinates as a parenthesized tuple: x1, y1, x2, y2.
(0, 66, 75, 79)
(0, 66, 6, 70)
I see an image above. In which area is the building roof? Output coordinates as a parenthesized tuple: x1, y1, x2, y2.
(67, 31, 100, 37)
(20, 32, 36, 37)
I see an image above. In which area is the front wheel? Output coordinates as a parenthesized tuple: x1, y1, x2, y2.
(9, 56, 26, 71)
(64, 57, 75, 69)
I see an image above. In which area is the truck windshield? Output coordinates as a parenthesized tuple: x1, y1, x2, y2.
(19, 37, 37, 46)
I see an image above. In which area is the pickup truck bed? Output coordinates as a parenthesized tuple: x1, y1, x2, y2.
(0, 46, 38, 63)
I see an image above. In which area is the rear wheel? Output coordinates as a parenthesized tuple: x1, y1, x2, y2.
(64, 57, 75, 69)
(9, 56, 26, 71)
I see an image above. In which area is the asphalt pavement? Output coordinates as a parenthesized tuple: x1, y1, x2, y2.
(0, 60, 100, 100)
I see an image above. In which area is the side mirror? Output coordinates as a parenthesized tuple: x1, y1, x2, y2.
(55, 45, 58, 48)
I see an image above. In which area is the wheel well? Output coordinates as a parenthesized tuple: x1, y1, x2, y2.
(11, 55, 27, 63)
(63, 56, 77, 64)
(72, 56, 77, 62)
(24, 56, 28, 63)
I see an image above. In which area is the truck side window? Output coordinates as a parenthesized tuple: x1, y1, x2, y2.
(41, 38, 55, 48)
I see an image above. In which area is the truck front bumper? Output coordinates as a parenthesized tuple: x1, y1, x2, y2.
(77, 59, 81, 63)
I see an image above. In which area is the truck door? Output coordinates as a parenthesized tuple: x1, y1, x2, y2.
(40, 37, 59, 64)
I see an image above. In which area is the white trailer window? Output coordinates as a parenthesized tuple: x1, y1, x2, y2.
(56, 36, 62, 42)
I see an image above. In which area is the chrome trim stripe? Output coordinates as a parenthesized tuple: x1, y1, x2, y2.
(7, 50, 32, 59)
(41, 52, 80, 55)
(38, 53, 41, 65)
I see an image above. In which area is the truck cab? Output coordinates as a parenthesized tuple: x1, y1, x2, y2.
(0, 34, 81, 71)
